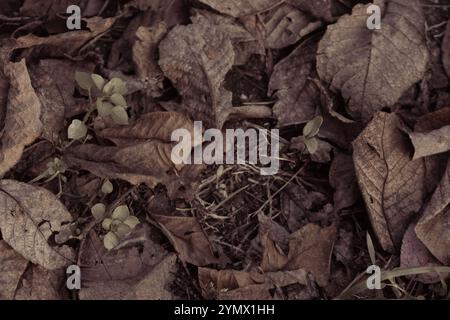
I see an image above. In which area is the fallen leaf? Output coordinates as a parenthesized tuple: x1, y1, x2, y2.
(159, 15, 235, 128)
(401, 222, 445, 284)
(0, 241, 29, 300)
(329, 153, 359, 212)
(317, 0, 429, 122)
(198, 267, 308, 300)
(353, 112, 426, 252)
(0, 60, 42, 177)
(14, 265, 65, 300)
(0, 180, 76, 269)
(288, 0, 358, 22)
(198, 0, 281, 17)
(153, 214, 224, 266)
(20, 0, 83, 18)
(443, 21, 450, 79)
(269, 35, 321, 126)
(285, 224, 337, 287)
(416, 156, 450, 265)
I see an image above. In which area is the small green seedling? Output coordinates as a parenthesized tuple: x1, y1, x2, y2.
(70, 72, 130, 141)
(30, 158, 67, 197)
(90, 204, 140, 251)
(302, 116, 323, 154)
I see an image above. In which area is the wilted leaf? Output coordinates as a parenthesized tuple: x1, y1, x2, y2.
(269, 35, 321, 126)
(317, 0, 429, 122)
(0, 180, 75, 269)
(0, 241, 29, 300)
(416, 156, 450, 265)
(153, 214, 224, 266)
(353, 112, 426, 252)
(401, 222, 444, 284)
(0, 60, 42, 177)
(159, 16, 235, 128)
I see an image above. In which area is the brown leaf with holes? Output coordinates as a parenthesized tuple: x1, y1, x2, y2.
(0, 60, 42, 177)
(159, 15, 235, 128)
(416, 156, 450, 265)
(0, 180, 75, 269)
(317, 0, 429, 122)
(269, 35, 321, 126)
(353, 112, 426, 253)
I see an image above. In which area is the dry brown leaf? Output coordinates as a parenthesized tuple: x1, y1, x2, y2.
(14, 265, 65, 300)
(79, 224, 178, 300)
(66, 112, 194, 189)
(317, 0, 429, 122)
(0, 180, 76, 269)
(132, 23, 167, 94)
(20, 0, 83, 18)
(159, 16, 235, 128)
(400, 222, 444, 284)
(0, 60, 42, 177)
(269, 35, 320, 126)
(198, 0, 280, 17)
(0, 241, 29, 300)
(443, 21, 450, 79)
(198, 267, 308, 300)
(288, 0, 358, 22)
(353, 112, 426, 253)
(416, 156, 450, 265)
(192, 9, 264, 65)
(153, 214, 223, 266)
(285, 224, 337, 287)
(329, 153, 359, 212)
(260, 4, 319, 49)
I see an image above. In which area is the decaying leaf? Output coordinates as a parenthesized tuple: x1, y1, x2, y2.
(198, 0, 281, 17)
(14, 265, 65, 300)
(153, 214, 224, 266)
(329, 153, 359, 212)
(66, 112, 194, 188)
(198, 267, 309, 300)
(443, 21, 450, 79)
(269, 35, 320, 126)
(317, 0, 429, 122)
(353, 112, 426, 252)
(0, 180, 75, 270)
(0, 241, 29, 300)
(416, 156, 450, 265)
(0, 60, 42, 177)
(79, 224, 179, 300)
(400, 222, 444, 284)
(159, 16, 235, 128)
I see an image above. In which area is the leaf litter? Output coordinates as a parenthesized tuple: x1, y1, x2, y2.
(0, 0, 449, 301)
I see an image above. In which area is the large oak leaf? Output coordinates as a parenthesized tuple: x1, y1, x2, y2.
(317, 0, 429, 122)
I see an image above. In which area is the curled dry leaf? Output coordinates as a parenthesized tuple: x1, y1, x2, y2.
(0, 180, 75, 270)
(353, 112, 426, 253)
(159, 16, 235, 128)
(198, 267, 308, 300)
(153, 214, 224, 267)
(0, 60, 42, 177)
(416, 156, 450, 265)
(400, 222, 444, 284)
(0, 241, 29, 300)
(317, 0, 429, 122)
(269, 35, 320, 126)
